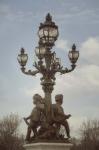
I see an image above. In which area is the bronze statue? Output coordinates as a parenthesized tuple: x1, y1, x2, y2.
(24, 93, 71, 142)
(52, 94, 71, 139)
(24, 94, 44, 141)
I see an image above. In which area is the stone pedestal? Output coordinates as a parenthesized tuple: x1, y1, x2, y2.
(24, 143, 73, 150)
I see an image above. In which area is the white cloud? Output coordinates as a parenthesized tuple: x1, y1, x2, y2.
(54, 64, 99, 101)
(80, 65, 99, 87)
(55, 39, 70, 51)
(81, 37, 99, 65)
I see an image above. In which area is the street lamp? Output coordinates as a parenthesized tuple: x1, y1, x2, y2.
(17, 13, 79, 125)
(17, 48, 28, 71)
(68, 44, 79, 65)
(38, 13, 59, 48)
(35, 46, 46, 59)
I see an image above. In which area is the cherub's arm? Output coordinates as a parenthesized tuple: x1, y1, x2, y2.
(65, 114, 71, 119)
(24, 115, 31, 120)
(23, 116, 31, 126)
(24, 112, 32, 121)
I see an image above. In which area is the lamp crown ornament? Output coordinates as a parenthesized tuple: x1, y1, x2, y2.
(38, 13, 59, 48)
(46, 13, 52, 22)
(17, 13, 79, 143)
(21, 47, 25, 53)
(72, 43, 76, 50)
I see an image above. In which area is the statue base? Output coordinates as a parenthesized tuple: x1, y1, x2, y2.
(24, 142, 73, 150)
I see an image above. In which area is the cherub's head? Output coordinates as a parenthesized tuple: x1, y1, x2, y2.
(55, 94, 63, 105)
(33, 94, 42, 105)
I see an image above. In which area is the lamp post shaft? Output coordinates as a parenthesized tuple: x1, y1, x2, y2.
(44, 89, 52, 123)
(42, 80, 54, 123)
(40, 48, 56, 123)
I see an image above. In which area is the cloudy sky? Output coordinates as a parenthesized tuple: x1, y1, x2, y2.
(0, 0, 99, 137)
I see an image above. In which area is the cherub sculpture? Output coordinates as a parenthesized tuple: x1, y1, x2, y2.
(52, 94, 71, 139)
(24, 94, 44, 141)
(24, 93, 71, 141)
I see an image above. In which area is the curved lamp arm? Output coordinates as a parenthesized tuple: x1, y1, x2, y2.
(21, 67, 39, 76)
(57, 64, 76, 74)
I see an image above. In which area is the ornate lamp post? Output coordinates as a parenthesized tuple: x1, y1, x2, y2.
(17, 13, 79, 130)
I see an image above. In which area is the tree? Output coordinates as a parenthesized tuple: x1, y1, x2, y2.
(0, 113, 25, 150)
(71, 119, 99, 150)
(80, 119, 99, 150)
